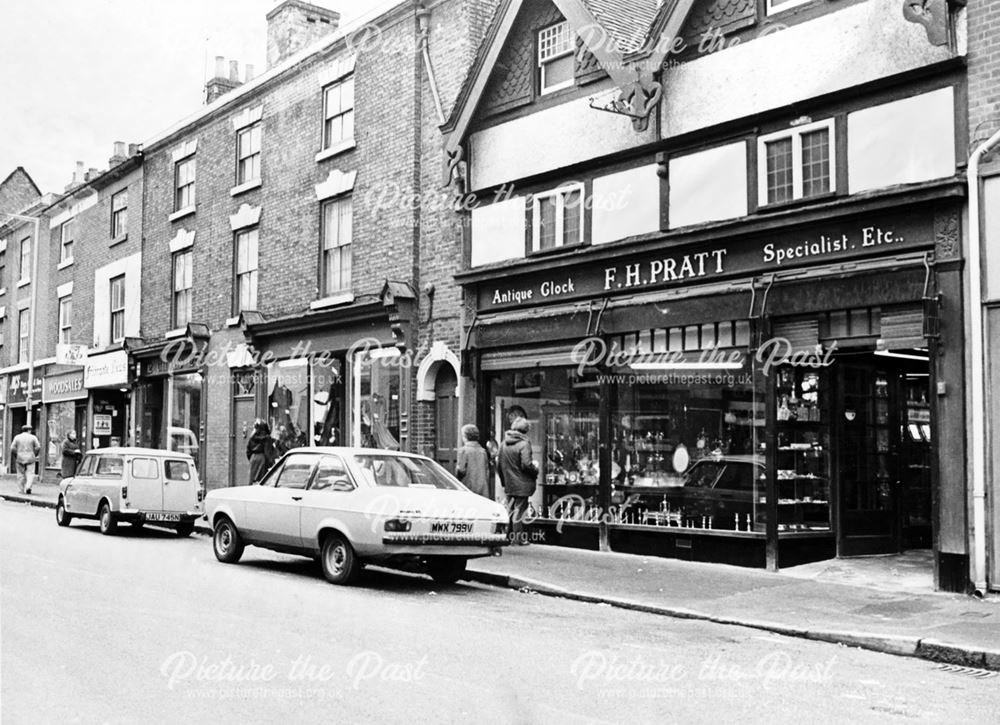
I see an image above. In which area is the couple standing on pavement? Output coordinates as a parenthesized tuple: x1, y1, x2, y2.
(11, 426, 83, 494)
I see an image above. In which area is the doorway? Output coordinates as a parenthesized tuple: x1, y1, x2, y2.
(434, 365, 458, 473)
(835, 352, 932, 556)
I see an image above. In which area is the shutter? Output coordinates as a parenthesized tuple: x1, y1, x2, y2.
(878, 306, 925, 350)
(771, 319, 820, 353)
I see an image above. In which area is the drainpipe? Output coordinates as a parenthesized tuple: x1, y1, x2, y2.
(416, 4, 447, 126)
(968, 126, 1000, 596)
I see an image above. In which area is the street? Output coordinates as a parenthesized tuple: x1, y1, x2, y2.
(2, 500, 998, 725)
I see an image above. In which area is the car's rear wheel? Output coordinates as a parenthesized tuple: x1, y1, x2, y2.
(176, 522, 195, 537)
(55, 498, 72, 527)
(213, 518, 244, 563)
(426, 557, 467, 585)
(320, 533, 361, 585)
(98, 502, 117, 536)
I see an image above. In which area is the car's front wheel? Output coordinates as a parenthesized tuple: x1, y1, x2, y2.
(213, 517, 244, 563)
(55, 498, 72, 527)
(320, 533, 361, 585)
(98, 502, 117, 536)
(426, 557, 467, 585)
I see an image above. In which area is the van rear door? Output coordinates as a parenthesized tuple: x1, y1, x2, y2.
(129, 457, 163, 512)
(163, 458, 199, 513)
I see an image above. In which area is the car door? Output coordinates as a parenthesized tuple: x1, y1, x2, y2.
(92, 455, 125, 513)
(243, 452, 320, 548)
(128, 457, 163, 512)
(298, 454, 358, 550)
(162, 458, 198, 513)
(64, 454, 95, 513)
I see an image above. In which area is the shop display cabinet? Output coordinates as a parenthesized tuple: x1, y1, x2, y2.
(539, 405, 600, 519)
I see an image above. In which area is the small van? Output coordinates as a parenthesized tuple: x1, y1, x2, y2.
(56, 447, 204, 536)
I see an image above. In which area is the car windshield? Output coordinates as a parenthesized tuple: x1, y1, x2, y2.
(351, 454, 463, 490)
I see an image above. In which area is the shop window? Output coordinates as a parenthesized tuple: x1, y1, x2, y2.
(236, 122, 262, 185)
(531, 184, 583, 253)
(758, 119, 835, 206)
(323, 75, 355, 150)
(111, 189, 128, 238)
(46, 401, 77, 468)
(268, 359, 310, 454)
(234, 228, 259, 313)
(353, 348, 401, 450)
(169, 373, 202, 465)
(538, 21, 574, 95)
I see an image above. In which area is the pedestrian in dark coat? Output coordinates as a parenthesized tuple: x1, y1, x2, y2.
(455, 424, 489, 497)
(246, 420, 276, 485)
(497, 417, 538, 544)
(60, 431, 83, 479)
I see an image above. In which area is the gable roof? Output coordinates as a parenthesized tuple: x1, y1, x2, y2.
(440, 0, 696, 183)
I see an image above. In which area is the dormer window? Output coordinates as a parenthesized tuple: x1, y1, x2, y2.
(538, 21, 574, 95)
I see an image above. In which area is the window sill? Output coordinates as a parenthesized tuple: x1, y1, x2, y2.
(110, 233, 128, 247)
(315, 139, 356, 163)
(309, 292, 354, 310)
(164, 328, 187, 339)
(756, 191, 838, 214)
(225, 316, 241, 328)
(527, 241, 585, 258)
(57, 258, 74, 270)
(230, 179, 262, 197)
(16, 278, 30, 289)
(168, 206, 196, 223)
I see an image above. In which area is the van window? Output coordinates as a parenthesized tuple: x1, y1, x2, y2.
(165, 460, 192, 481)
(76, 455, 95, 477)
(131, 458, 158, 479)
(95, 456, 124, 478)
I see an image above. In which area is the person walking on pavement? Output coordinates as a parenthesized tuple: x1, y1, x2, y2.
(246, 419, 276, 485)
(497, 417, 538, 545)
(11, 425, 41, 495)
(455, 424, 489, 498)
(60, 430, 83, 480)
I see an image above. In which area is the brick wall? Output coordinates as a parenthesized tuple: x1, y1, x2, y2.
(968, 0, 1000, 152)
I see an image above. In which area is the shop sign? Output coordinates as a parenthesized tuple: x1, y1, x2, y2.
(43, 370, 87, 403)
(8, 372, 44, 405)
(93, 414, 113, 435)
(85, 350, 129, 388)
(478, 210, 933, 311)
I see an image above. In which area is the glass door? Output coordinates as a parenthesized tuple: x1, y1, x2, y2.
(836, 362, 900, 556)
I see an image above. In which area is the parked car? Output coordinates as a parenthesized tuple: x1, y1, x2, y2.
(56, 447, 204, 536)
(205, 448, 509, 585)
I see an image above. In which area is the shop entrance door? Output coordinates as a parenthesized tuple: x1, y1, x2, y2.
(231, 396, 256, 487)
(434, 366, 458, 473)
(836, 362, 900, 556)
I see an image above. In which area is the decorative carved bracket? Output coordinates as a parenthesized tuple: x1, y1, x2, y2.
(903, 0, 950, 46)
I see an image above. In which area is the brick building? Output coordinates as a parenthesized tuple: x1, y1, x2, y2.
(131, 0, 496, 489)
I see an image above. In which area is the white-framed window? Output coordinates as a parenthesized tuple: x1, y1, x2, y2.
(59, 295, 72, 345)
(173, 250, 193, 327)
(175, 156, 196, 211)
(321, 196, 352, 296)
(111, 189, 128, 238)
(323, 75, 355, 150)
(110, 275, 126, 343)
(766, 0, 814, 16)
(17, 308, 29, 364)
(758, 119, 835, 206)
(60, 218, 75, 263)
(538, 21, 574, 95)
(234, 227, 259, 313)
(18, 237, 30, 283)
(531, 183, 584, 252)
(237, 123, 262, 185)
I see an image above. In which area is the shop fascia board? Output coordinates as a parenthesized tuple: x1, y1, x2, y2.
(455, 177, 966, 285)
(243, 301, 388, 341)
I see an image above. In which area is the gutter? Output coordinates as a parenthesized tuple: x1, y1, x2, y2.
(968, 126, 1000, 596)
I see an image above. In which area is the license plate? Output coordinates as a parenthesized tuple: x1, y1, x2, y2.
(428, 521, 474, 534)
(145, 512, 181, 522)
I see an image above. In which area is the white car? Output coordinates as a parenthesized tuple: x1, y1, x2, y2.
(204, 448, 509, 585)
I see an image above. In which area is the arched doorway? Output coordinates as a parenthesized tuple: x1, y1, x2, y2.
(434, 365, 458, 473)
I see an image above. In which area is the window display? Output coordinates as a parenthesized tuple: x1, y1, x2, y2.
(352, 349, 401, 450)
(268, 360, 309, 454)
(169, 372, 202, 465)
(47, 402, 77, 468)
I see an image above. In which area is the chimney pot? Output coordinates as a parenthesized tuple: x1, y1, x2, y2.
(113, 141, 127, 157)
(214, 55, 226, 79)
(75, 161, 84, 183)
(229, 60, 240, 82)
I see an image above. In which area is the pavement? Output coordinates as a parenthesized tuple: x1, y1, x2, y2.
(6, 474, 1000, 673)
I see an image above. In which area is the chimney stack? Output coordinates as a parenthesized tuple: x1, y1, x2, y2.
(266, 1, 340, 70)
(205, 55, 243, 104)
(108, 141, 128, 167)
(245, 64, 255, 83)
(64, 161, 86, 192)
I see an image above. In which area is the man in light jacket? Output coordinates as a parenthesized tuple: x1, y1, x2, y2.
(11, 425, 41, 494)
(497, 417, 538, 545)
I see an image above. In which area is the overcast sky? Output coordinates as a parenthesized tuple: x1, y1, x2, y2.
(0, 0, 384, 195)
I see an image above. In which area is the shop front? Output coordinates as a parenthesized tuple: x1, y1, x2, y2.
(42, 369, 88, 473)
(5, 370, 43, 474)
(83, 350, 131, 450)
(463, 202, 961, 576)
